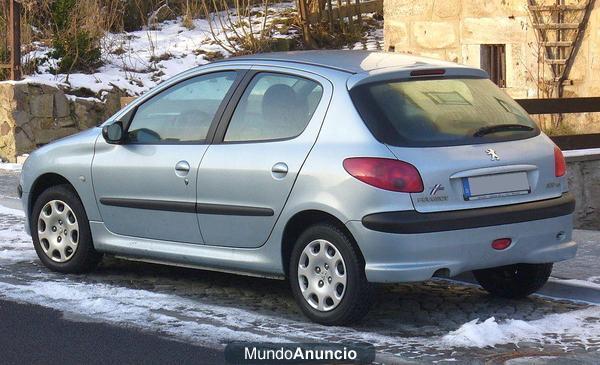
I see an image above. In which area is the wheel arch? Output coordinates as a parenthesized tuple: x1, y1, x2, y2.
(28, 173, 81, 220)
(281, 209, 364, 278)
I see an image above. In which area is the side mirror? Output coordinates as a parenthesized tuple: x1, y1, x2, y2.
(102, 122, 124, 144)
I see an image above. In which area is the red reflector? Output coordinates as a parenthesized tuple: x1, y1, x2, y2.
(491, 238, 512, 250)
(410, 69, 446, 77)
(343, 157, 424, 193)
(554, 146, 566, 177)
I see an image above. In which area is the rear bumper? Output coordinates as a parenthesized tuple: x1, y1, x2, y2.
(362, 193, 575, 234)
(347, 197, 576, 283)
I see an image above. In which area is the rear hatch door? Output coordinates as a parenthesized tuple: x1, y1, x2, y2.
(350, 75, 564, 213)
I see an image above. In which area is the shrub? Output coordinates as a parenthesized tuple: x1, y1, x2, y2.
(48, 0, 103, 74)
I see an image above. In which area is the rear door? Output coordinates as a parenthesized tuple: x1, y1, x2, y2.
(350, 77, 563, 213)
(195, 68, 332, 248)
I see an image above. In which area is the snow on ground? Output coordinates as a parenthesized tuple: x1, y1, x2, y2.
(0, 204, 25, 218)
(15, 3, 298, 97)
(442, 306, 600, 349)
(0, 159, 24, 172)
(7, 3, 386, 99)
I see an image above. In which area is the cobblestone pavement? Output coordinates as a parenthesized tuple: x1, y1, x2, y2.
(1, 170, 599, 364)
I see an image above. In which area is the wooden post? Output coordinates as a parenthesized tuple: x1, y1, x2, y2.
(297, 0, 314, 48)
(8, 0, 21, 80)
(327, 0, 333, 32)
(355, 0, 361, 27)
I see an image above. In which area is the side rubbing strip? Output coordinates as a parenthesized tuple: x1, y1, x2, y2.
(100, 198, 274, 216)
(99, 198, 196, 213)
(195, 203, 274, 216)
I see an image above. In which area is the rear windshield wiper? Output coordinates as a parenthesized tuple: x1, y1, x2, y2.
(473, 124, 534, 137)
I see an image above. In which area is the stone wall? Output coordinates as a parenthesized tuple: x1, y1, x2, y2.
(383, 0, 600, 133)
(0, 82, 123, 162)
(567, 152, 600, 230)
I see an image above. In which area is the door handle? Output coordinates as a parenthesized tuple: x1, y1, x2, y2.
(175, 160, 190, 176)
(271, 162, 288, 176)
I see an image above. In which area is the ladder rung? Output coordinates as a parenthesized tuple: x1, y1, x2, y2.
(546, 59, 568, 65)
(533, 23, 581, 29)
(540, 41, 574, 47)
(528, 5, 587, 11)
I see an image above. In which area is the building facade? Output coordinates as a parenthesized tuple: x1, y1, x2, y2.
(383, 0, 599, 132)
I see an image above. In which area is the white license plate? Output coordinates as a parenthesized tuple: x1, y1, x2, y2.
(463, 172, 530, 201)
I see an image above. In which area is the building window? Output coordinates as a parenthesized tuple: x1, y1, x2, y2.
(481, 44, 506, 88)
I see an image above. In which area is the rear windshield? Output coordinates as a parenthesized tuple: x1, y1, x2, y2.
(350, 78, 540, 147)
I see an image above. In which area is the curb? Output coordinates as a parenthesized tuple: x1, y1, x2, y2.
(453, 272, 600, 305)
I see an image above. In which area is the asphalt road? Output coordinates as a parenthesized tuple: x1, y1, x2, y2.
(0, 299, 225, 365)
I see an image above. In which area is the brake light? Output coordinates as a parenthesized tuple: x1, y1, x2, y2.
(343, 158, 424, 193)
(410, 69, 446, 77)
(554, 146, 566, 177)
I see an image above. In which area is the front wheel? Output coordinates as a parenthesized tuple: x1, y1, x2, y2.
(473, 263, 553, 299)
(289, 223, 373, 325)
(31, 184, 102, 273)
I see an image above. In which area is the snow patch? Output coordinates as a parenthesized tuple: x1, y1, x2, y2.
(0, 162, 23, 172)
(0, 204, 25, 218)
(442, 306, 600, 348)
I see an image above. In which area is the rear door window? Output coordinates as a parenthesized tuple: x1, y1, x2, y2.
(224, 73, 323, 142)
(350, 78, 539, 147)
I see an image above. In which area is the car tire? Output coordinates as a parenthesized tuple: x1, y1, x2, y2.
(289, 223, 373, 325)
(31, 184, 102, 273)
(473, 263, 553, 299)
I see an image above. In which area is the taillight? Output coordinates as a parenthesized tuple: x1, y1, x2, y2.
(343, 157, 424, 193)
(554, 146, 566, 177)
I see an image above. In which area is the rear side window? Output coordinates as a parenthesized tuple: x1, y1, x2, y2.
(224, 73, 323, 142)
(350, 78, 539, 147)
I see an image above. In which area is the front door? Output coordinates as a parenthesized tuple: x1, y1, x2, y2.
(196, 69, 332, 248)
(92, 70, 240, 243)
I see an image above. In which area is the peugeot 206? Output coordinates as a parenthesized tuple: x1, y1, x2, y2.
(19, 51, 576, 325)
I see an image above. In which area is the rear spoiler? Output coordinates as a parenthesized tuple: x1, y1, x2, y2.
(347, 66, 489, 90)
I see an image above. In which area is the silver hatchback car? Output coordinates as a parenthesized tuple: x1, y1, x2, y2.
(20, 51, 576, 325)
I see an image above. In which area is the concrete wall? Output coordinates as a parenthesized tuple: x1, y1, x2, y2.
(567, 152, 600, 230)
(0, 82, 122, 162)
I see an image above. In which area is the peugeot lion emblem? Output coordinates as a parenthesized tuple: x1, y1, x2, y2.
(486, 148, 500, 161)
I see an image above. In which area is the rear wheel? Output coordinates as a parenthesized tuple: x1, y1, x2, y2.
(473, 263, 553, 299)
(31, 184, 102, 273)
(289, 223, 373, 325)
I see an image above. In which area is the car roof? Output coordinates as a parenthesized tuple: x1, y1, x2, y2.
(222, 50, 465, 74)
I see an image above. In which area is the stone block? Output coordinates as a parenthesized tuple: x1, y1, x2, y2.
(0, 121, 11, 136)
(14, 129, 35, 155)
(54, 92, 70, 118)
(29, 94, 54, 118)
(413, 21, 458, 49)
(33, 127, 80, 145)
(56, 117, 77, 128)
(462, 0, 528, 18)
(433, 0, 461, 19)
(384, 0, 434, 19)
(461, 17, 527, 44)
(385, 20, 409, 50)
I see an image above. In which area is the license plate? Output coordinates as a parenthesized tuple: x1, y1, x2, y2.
(462, 172, 530, 201)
